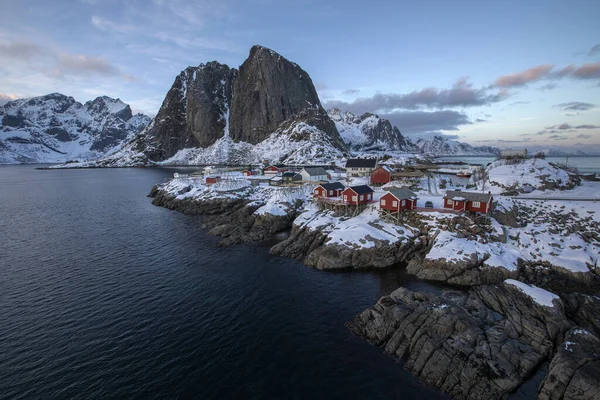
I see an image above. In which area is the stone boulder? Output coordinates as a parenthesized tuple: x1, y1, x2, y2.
(348, 282, 572, 400)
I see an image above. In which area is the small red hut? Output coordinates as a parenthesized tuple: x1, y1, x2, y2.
(370, 166, 393, 185)
(206, 176, 221, 185)
(313, 182, 345, 198)
(263, 165, 280, 175)
(443, 190, 493, 213)
(242, 169, 253, 176)
(341, 185, 374, 205)
(380, 188, 417, 212)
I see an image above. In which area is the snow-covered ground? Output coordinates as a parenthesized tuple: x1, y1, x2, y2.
(481, 158, 572, 194)
(504, 279, 560, 307)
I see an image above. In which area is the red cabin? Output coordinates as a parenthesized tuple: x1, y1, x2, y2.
(242, 169, 253, 176)
(313, 182, 345, 198)
(206, 176, 221, 185)
(263, 165, 280, 175)
(370, 166, 393, 185)
(380, 188, 417, 212)
(341, 185, 374, 205)
(443, 190, 493, 213)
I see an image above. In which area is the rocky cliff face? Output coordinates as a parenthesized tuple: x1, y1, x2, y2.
(134, 62, 237, 161)
(0, 93, 150, 164)
(105, 45, 346, 166)
(328, 108, 410, 151)
(229, 45, 340, 146)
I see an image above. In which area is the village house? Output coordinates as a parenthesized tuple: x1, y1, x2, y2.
(269, 176, 283, 186)
(281, 171, 302, 184)
(370, 166, 394, 185)
(341, 185, 375, 205)
(380, 188, 418, 212)
(242, 169, 261, 176)
(313, 182, 345, 198)
(300, 167, 328, 182)
(263, 165, 281, 175)
(443, 190, 493, 213)
(205, 176, 221, 185)
(345, 158, 378, 177)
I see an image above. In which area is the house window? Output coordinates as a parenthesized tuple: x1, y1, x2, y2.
(472, 201, 481, 208)
(352, 196, 357, 202)
(359, 195, 364, 201)
(329, 190, 333, 195)
(381, 199, 386, 206)
(314, 189, 319, 194)
(344, 195, 347, 201)
(401, 200, 405, 206)
(447, 199, 453, 206)
(392, 200, 398, 207)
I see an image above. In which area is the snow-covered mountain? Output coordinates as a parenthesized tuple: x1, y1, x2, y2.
(412, 136, 499, 156)
(73, 45, 346, 167)
(328, 109, 410, 151)
(0, 93, 150, 164)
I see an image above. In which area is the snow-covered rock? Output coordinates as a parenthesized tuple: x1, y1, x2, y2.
(0, 93, 150, 164)
(414, 135, 499, 156)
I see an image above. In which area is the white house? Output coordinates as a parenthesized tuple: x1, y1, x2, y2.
(345, 158, 378, 177)
(300, 167, 328, 182)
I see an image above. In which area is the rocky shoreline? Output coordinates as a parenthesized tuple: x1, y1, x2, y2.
(148, 180, 599, 399)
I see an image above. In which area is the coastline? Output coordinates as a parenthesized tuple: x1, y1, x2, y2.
(147, 160, 600, 399)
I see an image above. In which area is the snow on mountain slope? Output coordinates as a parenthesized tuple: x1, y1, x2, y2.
(484, 158, 573, 193)
(328, 108, 409, 151)
(414, 135, 499, 156)
(0, 93, 150, 164)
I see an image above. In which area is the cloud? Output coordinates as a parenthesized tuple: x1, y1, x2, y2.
(91, 16, 134, 34)
(589, 44, 600, 56)
(494, 65, 554, 88)
(548, 135, 569, 140)
(0, 37, 132, 81)
(539, 82, 557, 91)
(555, 101, 595, 111)
(0, 93, 19, 106)
(494, 62, 600, 88)
(314, 82, 328, 91)
(576, 134, 592, 139)
(377, 110, 471, 136)
(342, 89, 359, 95)
(324, 78, 507, 113)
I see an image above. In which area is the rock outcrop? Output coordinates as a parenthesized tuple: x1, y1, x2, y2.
(229, 46, 341, 147)
(134, 62, 236, 161)
(348, 282, 572, 400)
(149, 185, 298, 245)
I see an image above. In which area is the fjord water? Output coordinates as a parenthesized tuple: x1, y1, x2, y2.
(0, 165, 447, 399)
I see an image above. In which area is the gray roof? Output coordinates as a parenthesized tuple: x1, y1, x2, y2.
(346, 158, 377, 168)
(444, 190, 492, 203)
(319, 182, 345, 191)
(302, 167, 328, 176)
(385, 188, 417, 200)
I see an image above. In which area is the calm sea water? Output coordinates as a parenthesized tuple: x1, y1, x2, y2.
(0, 165, 450, 399)
(436, 155, 600, 174)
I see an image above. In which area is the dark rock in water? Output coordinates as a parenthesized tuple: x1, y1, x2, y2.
(348, 282, 572, 400)
(150, 187, 298, 245)
(538, 327, 600, 400)
(229, 45, 341, 147)
(135, 62, 237, 161)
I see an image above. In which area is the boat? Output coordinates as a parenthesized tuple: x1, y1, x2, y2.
(456, 170, 472, 178)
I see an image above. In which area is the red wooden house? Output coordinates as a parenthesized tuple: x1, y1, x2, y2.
(380, 188, 417, 212)
(242, 169, 254, 176)
(443, 190, 493, 213)
(313, 182, 345, 198)
(263, 165, 280, 175)
(341, 185, 374, 205)
(206, 176, 221, 185)
(370, 166, 394, 185)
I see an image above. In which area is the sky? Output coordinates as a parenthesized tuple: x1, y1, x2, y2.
(1, 0, 599, 153)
